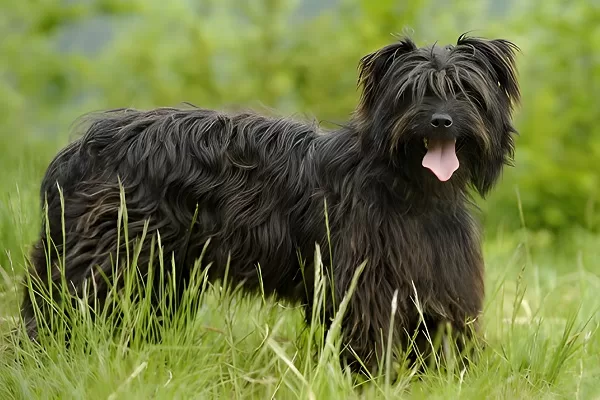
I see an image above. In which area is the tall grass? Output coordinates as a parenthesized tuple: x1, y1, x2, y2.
(0, 149, 599, 399)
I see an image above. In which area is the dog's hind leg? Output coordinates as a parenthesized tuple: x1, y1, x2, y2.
(20, 180, 186, 343)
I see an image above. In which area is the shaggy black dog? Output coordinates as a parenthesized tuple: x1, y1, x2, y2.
(21, 34, 520, 373)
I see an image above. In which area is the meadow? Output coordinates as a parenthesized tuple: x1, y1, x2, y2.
(1, 0, 599, 398)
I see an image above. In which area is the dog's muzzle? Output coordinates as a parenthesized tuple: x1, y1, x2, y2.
(422, 113, 459, 181)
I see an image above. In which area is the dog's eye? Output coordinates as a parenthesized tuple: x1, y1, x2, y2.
(460, 87, 486, 109)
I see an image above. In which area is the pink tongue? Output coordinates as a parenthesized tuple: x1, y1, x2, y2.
(422, 138, 459, 181)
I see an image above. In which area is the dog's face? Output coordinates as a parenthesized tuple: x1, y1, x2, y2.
(355, 34, 520, 197)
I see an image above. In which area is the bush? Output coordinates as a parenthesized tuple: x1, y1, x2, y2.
(1, 0, 598, 241)
(482, 0, 600, 234)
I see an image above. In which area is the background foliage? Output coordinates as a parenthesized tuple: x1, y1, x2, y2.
(1, 0, 599, 265)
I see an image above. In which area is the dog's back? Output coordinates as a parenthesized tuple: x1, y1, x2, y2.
(21, 106, 324, 340)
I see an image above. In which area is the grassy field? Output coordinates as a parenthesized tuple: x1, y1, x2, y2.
(0, 137, 599, 399)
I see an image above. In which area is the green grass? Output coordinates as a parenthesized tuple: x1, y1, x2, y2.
(1, 137, 599, 400)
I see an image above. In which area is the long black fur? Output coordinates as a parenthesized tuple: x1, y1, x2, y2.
(21, 34, 520, 373)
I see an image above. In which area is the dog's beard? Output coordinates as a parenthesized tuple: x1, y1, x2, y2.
(422, 137, 459, 182)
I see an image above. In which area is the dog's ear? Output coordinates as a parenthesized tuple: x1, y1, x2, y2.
(470, 128, 516, 198)
(357, 38, 417, 114)
(456, 35, 520, 197)
(456, 34, 521, 105)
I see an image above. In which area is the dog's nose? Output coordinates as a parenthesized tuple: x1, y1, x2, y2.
(430, 113, 453, 128)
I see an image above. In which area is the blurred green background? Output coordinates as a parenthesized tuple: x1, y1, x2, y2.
(1, 0, 599, 271)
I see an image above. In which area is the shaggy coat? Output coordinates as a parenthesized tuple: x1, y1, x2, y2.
(21, 34, 520, 372)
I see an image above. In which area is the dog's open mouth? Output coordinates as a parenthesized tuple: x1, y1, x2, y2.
(422, 138, 459, 182)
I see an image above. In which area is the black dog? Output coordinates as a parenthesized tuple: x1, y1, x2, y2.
(21, 34, 520, 373)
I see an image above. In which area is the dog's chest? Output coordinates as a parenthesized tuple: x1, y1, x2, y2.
(381, 207, 479, 274)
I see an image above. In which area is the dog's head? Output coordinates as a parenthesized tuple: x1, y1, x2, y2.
(355, 33, 520, 197)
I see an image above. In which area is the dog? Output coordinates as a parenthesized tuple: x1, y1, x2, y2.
(20, 33, 520, 373)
